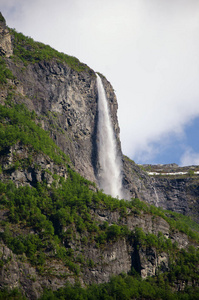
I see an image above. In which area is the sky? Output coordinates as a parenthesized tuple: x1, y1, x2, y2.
(1, 0, 199, 166)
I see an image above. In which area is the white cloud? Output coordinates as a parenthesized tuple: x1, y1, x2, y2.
(180, 148, 199, 166)
(1, 0, 199, 164)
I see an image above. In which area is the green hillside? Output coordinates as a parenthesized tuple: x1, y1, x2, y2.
(0, 103, 199, 299)
(0, 17, 199, 299)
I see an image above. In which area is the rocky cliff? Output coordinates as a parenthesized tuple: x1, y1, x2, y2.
(1, 12, 199, 222)
(0, 21, 123, 189)
(123, 158, 199, 223)
(0, 13, 199, 299)
(0, 202, 195, 299)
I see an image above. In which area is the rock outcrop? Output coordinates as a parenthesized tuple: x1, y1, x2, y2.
(0, 13, 12, 57)
(123, 158, 199, 223)
(0, 205, 193, 298)
(0, 143, 68, 187)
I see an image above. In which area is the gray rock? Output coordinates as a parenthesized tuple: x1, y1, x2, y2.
(0, 143, 68, 187)
(0, 13, 13, 57)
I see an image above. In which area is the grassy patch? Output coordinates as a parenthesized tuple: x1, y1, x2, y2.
(9, 28, 94, 74)
(0, 57, 14, 85)
(0, 103, 69, 165)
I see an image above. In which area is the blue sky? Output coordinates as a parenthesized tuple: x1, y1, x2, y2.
(1, 0, 199, 166)
(134, 117, 199, 165)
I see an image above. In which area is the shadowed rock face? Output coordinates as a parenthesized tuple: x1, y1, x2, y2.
(0, 143, 68, 187)
(0, 13, 13, 57)
(0, 207, 191, 298)
(123, 158, 199, 222)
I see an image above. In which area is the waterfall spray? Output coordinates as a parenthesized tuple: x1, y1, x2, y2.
(96, 73, 123, 199)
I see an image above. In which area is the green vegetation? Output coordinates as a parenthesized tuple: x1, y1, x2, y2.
(123, 155, 135, 164)
(133, 227, 176, 252)
(40, 270, 199, 300)
(1, 174, 199, 299)
(188, 169, 195, 176)
(0, 103, 69, 164)
(0, 288, 25, 299)
(1, 271, 199, 300)
(0, 174, 199, 275)
(148, 204, 199, 241)
(9, 28, 93, 73)
(0, 56, 14, 85)
(0, 13, 5, 23)
(0, 170, 95, 271)
(0, 19, 199, 299)
(0, 169, 139, 273)
(0, 100, 199, 298)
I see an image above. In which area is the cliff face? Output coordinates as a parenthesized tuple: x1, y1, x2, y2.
(123, 158, 199, 222)
(0, 13, 12, 57)
(0, 14, 199, 220)
(1, 30, 121, 189)
(7, 59, 98, 183)
(1, 14, 199, 221)
(1, 14, 199, 299)
(0, 202, 194, 299)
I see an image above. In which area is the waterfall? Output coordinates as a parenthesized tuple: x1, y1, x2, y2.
(154, 187, 159, 207)
(96, 73, 123, 199)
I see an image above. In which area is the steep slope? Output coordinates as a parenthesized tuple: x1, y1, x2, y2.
(123, 158, 199, 223)
(0, 144, 199, 299)
(0, 13, 121, 188)
(1, 12, 199, 224)
(0, 13, 199, 299)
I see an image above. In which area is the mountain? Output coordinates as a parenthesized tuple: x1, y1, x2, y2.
(123, 160, 199, 223)
(0, 13, 199, 299)
(1, 13, 199, 224)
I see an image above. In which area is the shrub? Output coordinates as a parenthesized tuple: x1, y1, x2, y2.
(0, 57, 14, 84)
(10, 28, 93, 73)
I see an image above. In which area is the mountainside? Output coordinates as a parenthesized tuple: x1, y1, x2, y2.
(123, 159, 199, 223)
(1, 12, 199, 223)
(0, 13, 122, 187)
(1, 13, 199, 299)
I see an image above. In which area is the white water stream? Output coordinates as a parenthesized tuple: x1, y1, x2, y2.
(96, 74, 123, 199)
